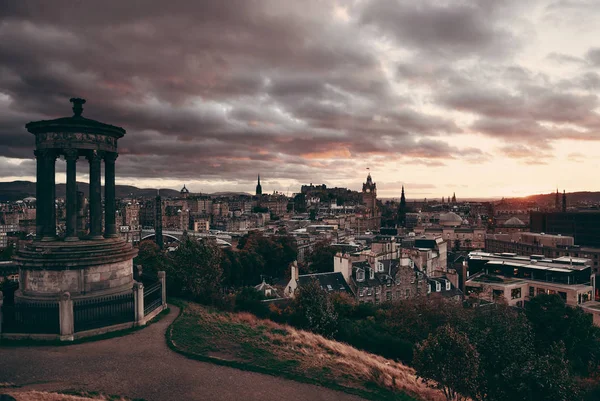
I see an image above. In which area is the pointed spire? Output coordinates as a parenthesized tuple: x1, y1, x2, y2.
(256, 174, 263, 196)
(562, 190, 567, 212)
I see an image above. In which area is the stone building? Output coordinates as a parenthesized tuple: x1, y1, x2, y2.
(120, 201, 140, 230)
(358, 173, 380, 232)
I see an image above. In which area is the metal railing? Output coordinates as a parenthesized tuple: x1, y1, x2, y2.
(143, 280, 162, 315)
(2, 301, 60, 334)
(73, 292, 135, 333)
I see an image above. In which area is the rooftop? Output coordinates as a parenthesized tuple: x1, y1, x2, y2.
(468, 251, 590, 271)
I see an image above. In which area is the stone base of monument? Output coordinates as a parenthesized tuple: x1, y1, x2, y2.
(13, 237, 138, 301)
(0, 238, 168, 342)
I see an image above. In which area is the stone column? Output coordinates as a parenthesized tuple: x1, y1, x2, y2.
(88, 151, 103, 240)
(158, 271, 167, 306)
(59, 292, 74, 341)
(34, 150, 45, 240)
(104, 152, 118, 238)
(133, 282, 145, 326)
(64, 149, 79, 241)
(41, 150, 57, 241)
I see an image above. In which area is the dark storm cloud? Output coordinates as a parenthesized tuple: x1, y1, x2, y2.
(1, 0, 483, 183)
(359, 0, 523, 59)
(2, 0, 599, 187)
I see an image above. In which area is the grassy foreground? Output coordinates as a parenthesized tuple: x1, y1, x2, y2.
(168, 301, 445, 401)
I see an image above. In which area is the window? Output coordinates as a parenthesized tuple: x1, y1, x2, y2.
(327, 284, 333, 291)
(375, 287, 380, 294)
(396, 290, 400, 299)
(367, 287, 372, 296)
(558, 291, 567, 301)
(537, 288, 545, 296)
(370, 269, 374, 280)
(386, 291, 392, 301)
(427, 284, 431, 294)
(445, 280, 451, 290)
(359, 288, 364, 297)
(357, 270, 365, 282)
(436, 282, 441, 292)
(378, 262, 384, 272)
(529, 287, 535, 297)
(386, 279, 391, 287)
(405, 289, 410, 298)
(511, 288, 521, 299)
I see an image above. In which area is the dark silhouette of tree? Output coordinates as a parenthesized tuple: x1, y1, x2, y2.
(166, 237, 223, 304)
(294, 278, 338, 337)
(414, 325, 479, 401)
(306, 240, 337, 273)
(526, 294, 600, 376)
(134, 239, 166, 274)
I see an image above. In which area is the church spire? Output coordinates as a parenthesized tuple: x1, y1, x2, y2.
(256, 174, 262, 196)
(562, 190, 567, 212)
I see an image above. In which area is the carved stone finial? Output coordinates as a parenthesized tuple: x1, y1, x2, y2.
(61, 291, 71, 301)
(69, 98, 86, 117)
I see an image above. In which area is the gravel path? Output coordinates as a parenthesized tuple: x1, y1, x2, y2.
(0, 306, 365, 401)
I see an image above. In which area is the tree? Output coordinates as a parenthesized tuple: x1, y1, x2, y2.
(306, 240, 337, 273)
(525, 294, 600, 376)
(166, 237, 223, 304)
(235, 287, 269, 317)
(526, 342, 578, 401)
(294, 278, 338, 337)
(413, 325, 479, 401)
(467, 304, 537, 401)
(134, 240, 166, 274)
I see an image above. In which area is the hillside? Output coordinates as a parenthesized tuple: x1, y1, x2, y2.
(519, 191, 600, 205)
(0, 181, 180, 202)
(168, 301, 445, 401)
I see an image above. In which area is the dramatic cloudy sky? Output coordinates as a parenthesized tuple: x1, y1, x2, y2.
(1, 0, 599, 198)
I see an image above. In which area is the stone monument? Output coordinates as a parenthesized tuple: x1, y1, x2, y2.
(13, 98, 138, 303)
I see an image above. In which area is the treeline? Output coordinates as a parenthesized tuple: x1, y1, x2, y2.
(135, 231, 297, 301)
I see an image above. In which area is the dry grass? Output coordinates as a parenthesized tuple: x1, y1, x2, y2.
(170, 302, 446, 401)
(3, 391, 132, 401)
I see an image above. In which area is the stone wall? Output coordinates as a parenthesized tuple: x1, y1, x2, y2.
(20, 259, 133, 298)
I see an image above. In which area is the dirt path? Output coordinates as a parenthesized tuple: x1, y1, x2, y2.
(0, 306, 365, 401)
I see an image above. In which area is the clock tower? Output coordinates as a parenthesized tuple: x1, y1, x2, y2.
(362, 173, 377, 215)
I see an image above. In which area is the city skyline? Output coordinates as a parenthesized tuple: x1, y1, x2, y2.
(1, 1, 600, 198)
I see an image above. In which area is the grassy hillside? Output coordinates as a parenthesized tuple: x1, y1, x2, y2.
(168, 301, 445, 401)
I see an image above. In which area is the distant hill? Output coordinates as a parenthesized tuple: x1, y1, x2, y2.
(516, 191, 600, 205)
(0, 180, 181, 202)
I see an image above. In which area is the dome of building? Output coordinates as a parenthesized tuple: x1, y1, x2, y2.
(503, 217, 526, 227)
(439, 212, 463, 227)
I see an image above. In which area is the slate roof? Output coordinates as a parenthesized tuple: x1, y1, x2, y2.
(297, 272, 353, 295)
(352, 259, 408, 288)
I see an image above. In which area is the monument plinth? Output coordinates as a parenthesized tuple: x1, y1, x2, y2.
(15, 98, 138, 302)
